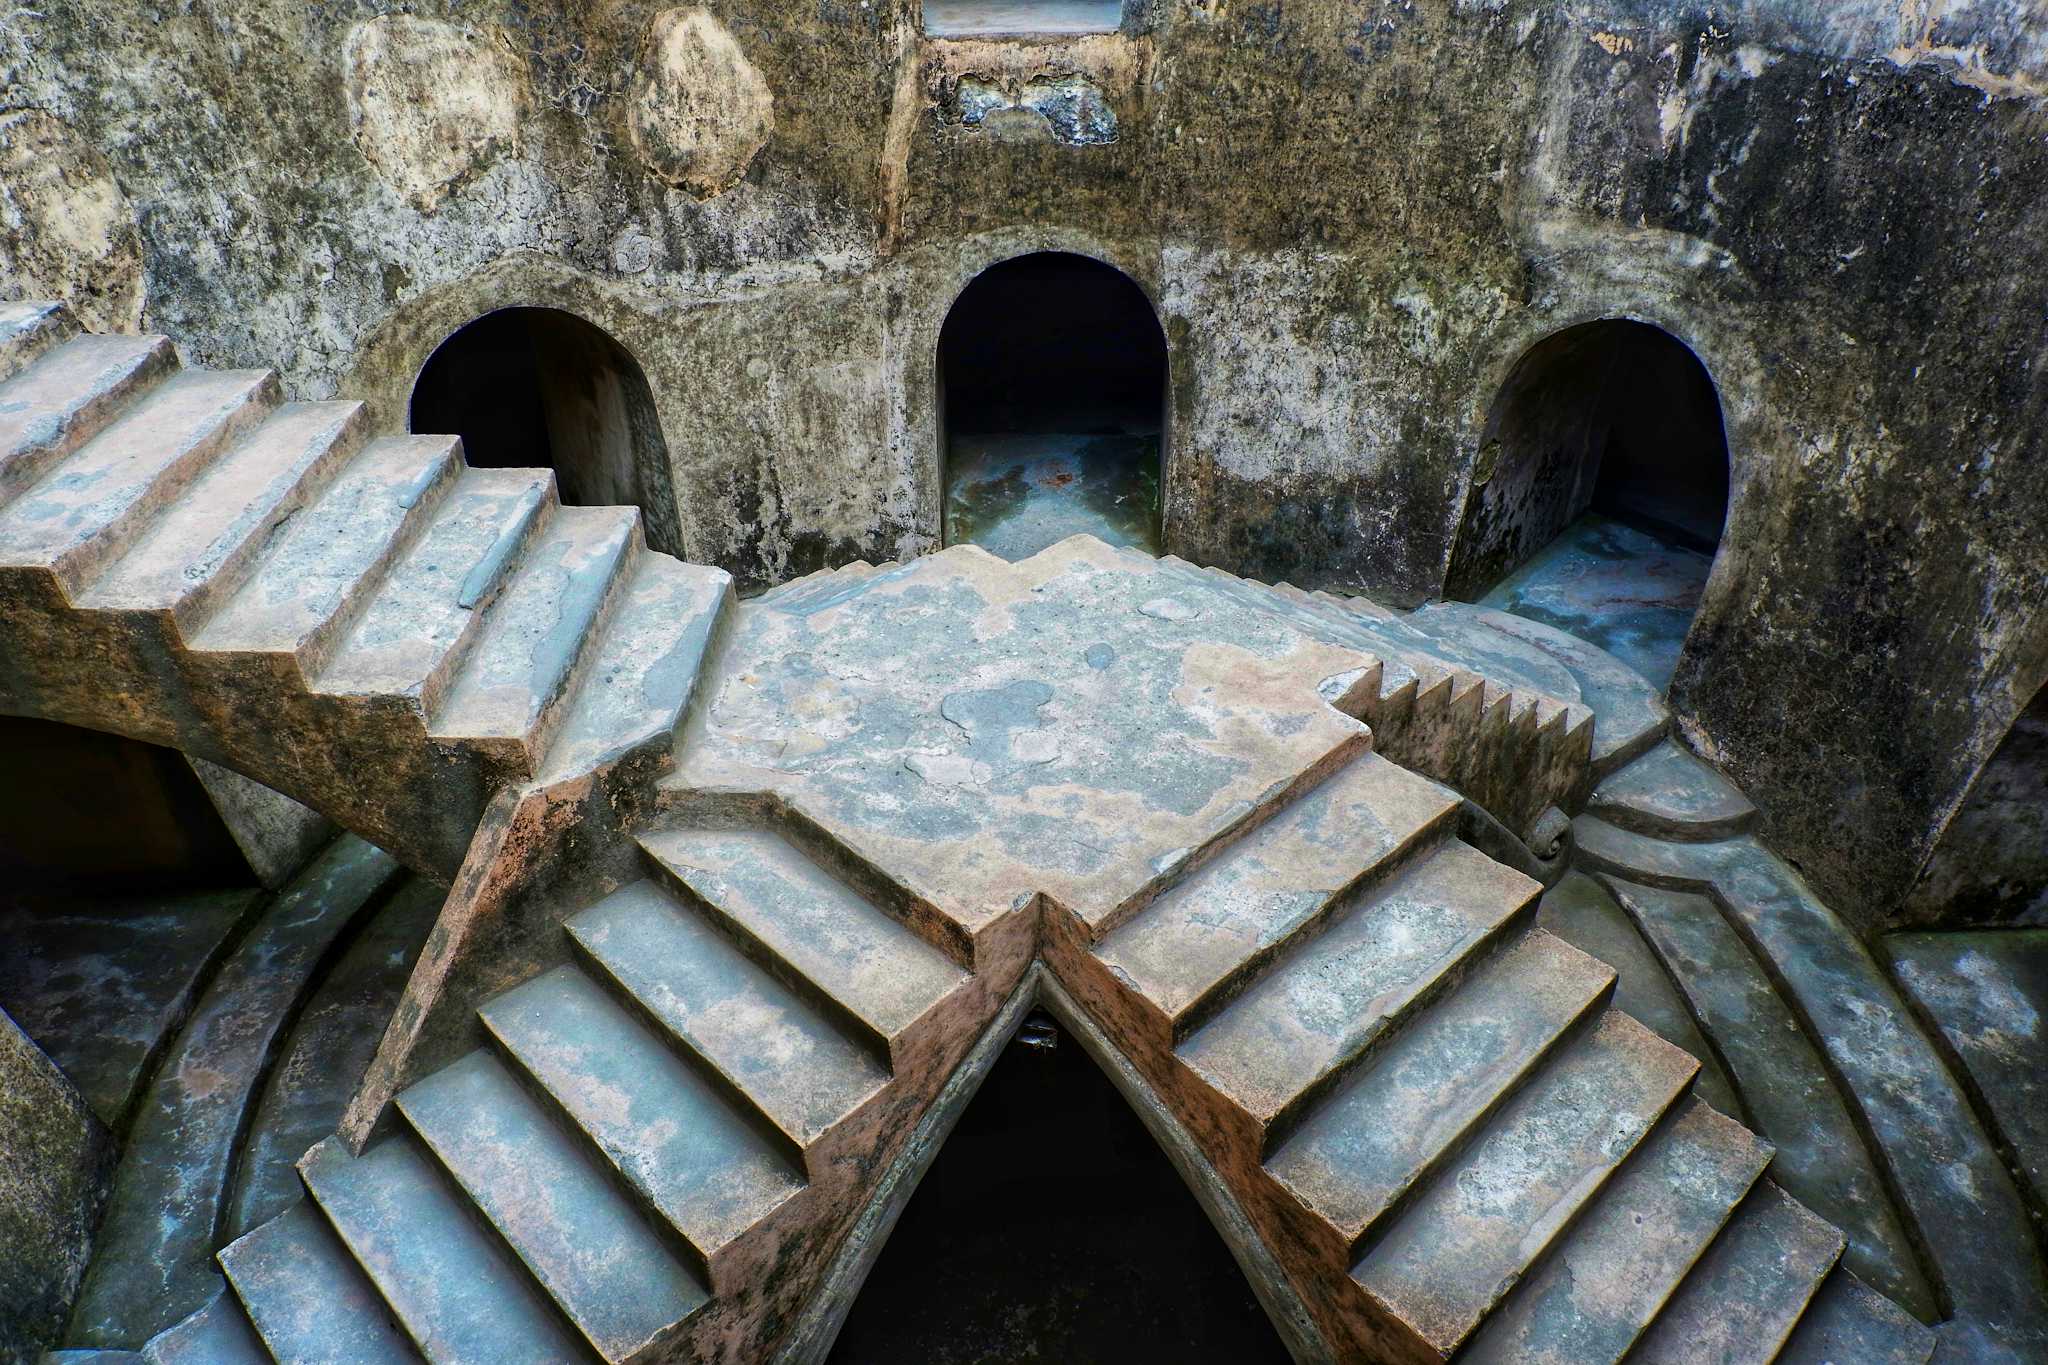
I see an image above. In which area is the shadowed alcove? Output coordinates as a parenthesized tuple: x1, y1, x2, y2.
(1901, 680, 2048, 927)
(409, 307, 682, 556)
(829, 1011, 1289, 1362)
(939, 252, 1169, 560)
(1446, 319, 1731, 691)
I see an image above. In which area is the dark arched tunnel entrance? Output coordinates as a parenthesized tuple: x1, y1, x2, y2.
(939, 253, 1168, 560)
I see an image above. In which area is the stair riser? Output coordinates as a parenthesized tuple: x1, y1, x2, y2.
(408, 493, 564, 719)
(1172, 811, 1466, 1046)
(44, 374, 282, 593)
(0, 339, 178, 508)
(768, 802, 978, 972)
(0, 302, 79, 383)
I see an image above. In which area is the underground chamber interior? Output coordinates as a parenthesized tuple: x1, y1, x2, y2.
(409, 306, 682, 556)
(921, 0, 1124, 39)
(939, 252, 1169, 560)
(829, 1009, 1289, 1363)
(1445, 319, 1732, 692)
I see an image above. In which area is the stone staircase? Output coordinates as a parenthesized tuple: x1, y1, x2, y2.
(0, 300, 732, 880)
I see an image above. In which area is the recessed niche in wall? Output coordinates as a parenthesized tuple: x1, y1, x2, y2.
(1446, 319, 1731, 692)
(939, 252, 1168, 558)
(409, 307, 683, 557)
(922, 0, 1122, 39)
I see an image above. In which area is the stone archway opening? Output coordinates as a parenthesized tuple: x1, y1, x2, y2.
(939, 252, 1168, 560)
(409, 307, 682, 556)
(1445, 320, 1730, 692)
(828, 1007, 1290, 1363)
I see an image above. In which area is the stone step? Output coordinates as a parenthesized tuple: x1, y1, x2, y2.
(1777, 1267, 1936, 1365)
(567, 879, 888, 1163)
(311, 466, 552, 703)
(1598, 873, 1934, 1318)
(300, 1133, 590, 1364)
(1267, 929, 1616, 1261)
(141, 1289, 271, 1365)
(1586, 739, 1756, 840)
(1460, 1097, 1772, 1364)
(398, 1049, 709, 1362)
(191, 435, 461, 659)
(1092, 752, 1463, 1049)
(533, 554, 732, 786)
(218, 1198, 422, 1364)
(478, 964, 804, 1287)
(0, 332, 176, 502)
(1629, 1181, 1844, 1364)
(639, 827, 969, 1068)
(1350, 1010, 1698, 1357)
(0, 299, 79, 382)
(78, 400, 367, 620)
(429, 504, 639, 765)
(1180, 836, 1540, 1153)
(0, 367, 277, 588)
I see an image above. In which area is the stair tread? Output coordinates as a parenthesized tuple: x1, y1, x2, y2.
(1268, 929, 1615, 1252)
(315, 465, 550, 697)
(1181, 837, 1538, 1129)
(80, 400, 363, 612)
(641, 827, 967, 1046)
(218, 1198, 422, 1364)
(0, 332, 171, 482)
(431, 504, 638, 746)
(144, 1289, 270, 1365)
(0, 300, 78, 382)
(1777, 1269, 1936, 1365)
(534, 555, 730, 785)
(480, 965, 803, 1266)
(1461, 1098, 1773, 1365)
(1629, 1181, 1845, 1364)
(0, 367, 273, 572)
(193, 436, 458, 655)
(1587, 739, 1755, 839)
(570, 880, 888, 1151)
(1095, 752, 1461, 1028)
(399, 1049, 708, 1362)
(1352, 1010, 1698, 1355)
(300, 1133, 589, 1365)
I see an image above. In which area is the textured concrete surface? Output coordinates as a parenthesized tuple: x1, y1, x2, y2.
(1587, 738, 1756, 840)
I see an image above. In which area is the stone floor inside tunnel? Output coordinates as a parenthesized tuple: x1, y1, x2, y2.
(942, 431, 1161, 560)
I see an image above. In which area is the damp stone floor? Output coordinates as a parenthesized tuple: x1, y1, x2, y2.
(944, 432, 1161, 561)
(921, 0, 1123, 36)
(1477, 513, 1713, 693)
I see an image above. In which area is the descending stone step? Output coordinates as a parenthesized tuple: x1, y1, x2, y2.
(313, 466, 552, 704)
(1777, 1268, 1936, 1365)
(640, 827, 969, 1068)
(141, 1289, 270, 1365)
(568, 879, 888, 1162)
(1460, 1097, 1771, 1364)
(479, 964, 803, 1287)
(1093, 752, 1462, 1049)
(1586, 739, 1756, 841)
(0, 332, 176, 500)
(1267, 930, 1615, 1262)
(429, 504, 638, 766)
(1350, 1010, 1698, 1357)
(399, 1049, 709, 1362)
(532, 554, 732, 785)
(0, 367, 276, 589)
(192, 435, 460, 659)
(299, 1133, 590, 1364)
(1180, 837, 1539, 1150)
(1629, 1181, 1844, 1364)
(78, 400, 366, 619)
(0, 299, 79, 380)
(218, 1199, 421, 1364)
(1598, 873, 1934, 1318)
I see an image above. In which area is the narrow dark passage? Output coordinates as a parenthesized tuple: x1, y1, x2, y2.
(829, 1010, 1289, 1364)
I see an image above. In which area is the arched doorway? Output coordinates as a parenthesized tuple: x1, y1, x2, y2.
(1445, 320, 1730, 692)
(939, 253, 1168, 560)
(409, 307, 682, 556)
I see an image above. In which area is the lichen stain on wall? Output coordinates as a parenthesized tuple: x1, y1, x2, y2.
(341, 16, 531, 213)
(0, 109, 145, 333)
(625, 8, 776, 198)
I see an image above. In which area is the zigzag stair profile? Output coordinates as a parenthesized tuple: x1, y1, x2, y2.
(2, 303, 1933, 1362)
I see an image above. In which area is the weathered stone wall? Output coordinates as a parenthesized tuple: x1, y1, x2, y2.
(2, 0, 2044, 926)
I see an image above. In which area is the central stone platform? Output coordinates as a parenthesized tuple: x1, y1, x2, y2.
(672, 537, 1383, 937)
